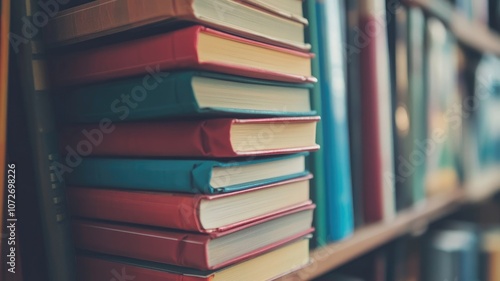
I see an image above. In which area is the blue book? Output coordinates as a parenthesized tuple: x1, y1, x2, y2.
(315, 0, 354, 241)
(65, 153, 308, 194)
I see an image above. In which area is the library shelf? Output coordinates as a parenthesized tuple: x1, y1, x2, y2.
(404, 0, 500, 56)
(276, 189, 466, 280)
(464, 166, 500, 203)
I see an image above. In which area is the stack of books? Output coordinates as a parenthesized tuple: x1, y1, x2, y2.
(48, 1, 319, 280)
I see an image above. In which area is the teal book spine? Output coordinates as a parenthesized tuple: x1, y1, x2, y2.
(65, 153, 309, 194)
(304, 0, 328, 247)
(57, 71, 314, 123)
(316, 0, 354, 241)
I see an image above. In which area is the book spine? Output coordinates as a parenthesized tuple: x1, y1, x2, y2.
(73, 222, 210, 270)
(60, 118, 235, 157)
(359, 0, 395, 223)
(58, 72, 199, 123)
(67, 187, 203, 231)
(315, 0, 354, 241)
(64, 158, 216, 194)
(10, 0, 76, 280)
(345, 0, 365, 229)
(304, 0, 328, 247)
(52, 26, 201, 86)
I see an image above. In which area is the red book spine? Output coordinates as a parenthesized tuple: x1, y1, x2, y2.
(77, 256, 208, 281)
(52, 26, 201, 87)
(73, 221, 211, 270)
(68, 187, 203, 231)
(359, 15, 384, 223)
(61, 119, 235, 157)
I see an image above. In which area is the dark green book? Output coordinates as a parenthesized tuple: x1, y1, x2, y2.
(57, 71, 315, 123)
(304, 0, 328, 247)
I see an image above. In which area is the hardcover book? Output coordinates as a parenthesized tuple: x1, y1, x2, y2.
(67, 175, 312, 232)
(77, 238, 310, 281)
(52, 25, 316, 87)
(65, 153, 309, 194)
(315, 0, 354, 241)
(61, 117, 319, 158)
(44, 0, 309, 51)
(72, 205, 314, 270)
(57, 71, 315, 123)
(359, 0, 396, 222)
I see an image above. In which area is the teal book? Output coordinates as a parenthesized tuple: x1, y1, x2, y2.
(56, 71, 315, 123)
(65, 153, 309, 194)
(316, 0, 354, 241)
(304, 0, 328, 247)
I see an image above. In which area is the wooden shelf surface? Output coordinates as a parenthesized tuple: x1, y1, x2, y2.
(277, 170, 500, 281)
(405, 0, 500, 56)
(277, 190, 466, 280)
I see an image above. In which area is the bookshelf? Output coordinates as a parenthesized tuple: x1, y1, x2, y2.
(405, 0, 500, 55)
(278, 176, 500, 281)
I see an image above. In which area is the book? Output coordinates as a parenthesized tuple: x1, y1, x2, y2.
(52, 25, 316, 87)
(345, 0, 365, 229)
(359, 0, 396, 222)
(481, 228, 500, 281)
(425, 18, 460, 196)
(387, 4, 414, 211)
(65, 153, 309, 194)
(315, 0, 354, 241)
(61, 116, 319, 158)
(57, 71, 315, 123)
(423, 229, 479, 281)
(44, 0, 309, 51)
(72, 205, 314, 270)
(240, 0, 308, 24)
(67, 175, 312, 232)
(303, 0, 328, 247)
(9, 0, 76, 280)
(77, 238, 310, 281)
(407, 7, 427, 205)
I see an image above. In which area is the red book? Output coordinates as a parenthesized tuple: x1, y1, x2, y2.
(72, 205, 314, 270)
(61, 116, 320, 157)
(52, 25, 316, 86)
(67, 175, 312, 233)
(359, 0, 395, 223)
(77, 238, 310, 281)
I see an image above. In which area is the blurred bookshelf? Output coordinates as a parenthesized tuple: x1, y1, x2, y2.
(405, 0, 500, 55)
(279, 176, 500, 280)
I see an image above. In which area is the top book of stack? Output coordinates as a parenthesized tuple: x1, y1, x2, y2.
(44, 0, 310, 51)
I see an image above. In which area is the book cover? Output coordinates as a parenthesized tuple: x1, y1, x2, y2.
(304, 0, 328, 247)
(72, 205, 314, 270)
(65, 152, 309, 194)
(76, 238, 310, 281)
(424, 18, 460, 196)
(315, 0, 354, 241)
(51, 25, 316, 87)
(387, 4, 414, 211)
(56, 71, 315, 123)
(359, 0, 396, 223)
(61, 116, 319, 158)
(8, 0, 76, 280)
(407, 7, 428, 205)
(67, 175, 312, 232)
(44, 0, 309, 51)
(345, 0, 365, 229)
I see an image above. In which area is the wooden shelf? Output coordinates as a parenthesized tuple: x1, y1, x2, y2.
(404, 0, 500, 56)
(276, 190, 466, 280)
(277, 171, 500, 281)
(464, 166, 500, 203)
